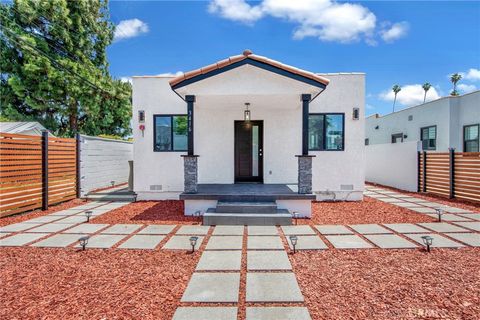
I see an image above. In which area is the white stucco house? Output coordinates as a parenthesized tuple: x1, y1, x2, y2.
(366, 90, 480, 152)
(132, 50, 365, 224)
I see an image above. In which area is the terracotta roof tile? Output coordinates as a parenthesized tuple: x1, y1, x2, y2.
(169, 50, 330, 87)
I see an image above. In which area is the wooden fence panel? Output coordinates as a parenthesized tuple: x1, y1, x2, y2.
(454, 152, 480, 203)
(47, 136, 77, 205)
(0, 133, 43, 217)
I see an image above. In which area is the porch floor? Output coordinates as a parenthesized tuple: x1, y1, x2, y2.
(179, 184, 315, 201)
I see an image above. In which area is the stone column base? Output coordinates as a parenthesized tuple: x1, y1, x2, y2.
(181, 155, 199, 193)
(296, 155, 315, 194)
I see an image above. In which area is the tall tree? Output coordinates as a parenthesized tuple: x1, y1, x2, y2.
(0, 0, 131, 137)
(422, 82, 432, 103)
(392, 84, 401, 112)
(450, 73, 462, 96)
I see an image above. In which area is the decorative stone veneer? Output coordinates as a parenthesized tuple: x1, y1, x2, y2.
(182, 155, 198, 193)
(297, 155, 314, 194)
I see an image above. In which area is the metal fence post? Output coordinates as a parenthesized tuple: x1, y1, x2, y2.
(41, 130, 49, 210)
(422, 151, 427, 193)
(76, 133, 81, 198)
(449, 148, 455, 199)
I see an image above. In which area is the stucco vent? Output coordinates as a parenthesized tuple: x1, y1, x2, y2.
(340, 184, 354, 191)
(150, 185, 162, 191)
(408, 115, 413, 121)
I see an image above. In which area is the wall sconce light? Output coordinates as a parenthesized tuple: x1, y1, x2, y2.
(244, 102, 251, 122)
(403, 134, 408, 139)
(421, 235, 433, 252)
(352, 108, 360, 120)
(289, 235, 298, 254)
(375, 125, 379, 130)
(292, 211, 299, 225)
(85, 210, 92, 222)
(189, 236, 198, 253)
(79, 236, 89, 251)
(138, 110, 145, 123)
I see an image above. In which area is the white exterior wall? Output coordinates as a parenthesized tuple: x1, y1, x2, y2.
(366, 91, 480, 151)
(132, 72, 365, 201)
(366, 141, 420, 192)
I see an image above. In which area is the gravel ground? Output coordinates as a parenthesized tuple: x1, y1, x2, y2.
(0, 247, 199, 320)
(291, 248, 480, 320)
(0, 198, 89, 227)
(91, 200, 201, 225)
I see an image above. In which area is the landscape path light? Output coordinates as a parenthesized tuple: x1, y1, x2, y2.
(79, 236, 89, 251)
(189, 236, 198, 253)
(292, 211, 299, 225)
(435, 208, 444, 222)
(290, 235, 298, 254)
(421, 235, 433, 252)
(85, 210, 92, 222)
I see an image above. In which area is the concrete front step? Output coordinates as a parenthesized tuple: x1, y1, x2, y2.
(203, 213, 292, 226)
(216, 201, 277, 213)
(206, 208, 289, 215)
(84, 194, 136, 202)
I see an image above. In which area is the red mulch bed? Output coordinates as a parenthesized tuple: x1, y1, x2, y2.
(91, 201, 201, 225)
(367, 182, 480, 212)
(292, 248, 480, 320)
(304, 197, 436, 225)
(0, 198, 88, 227)
(0, 247, 199, 319)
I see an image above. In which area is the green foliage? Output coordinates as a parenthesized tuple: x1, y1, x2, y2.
(0, 0, 132, 137)
(450, 73, 462, 96)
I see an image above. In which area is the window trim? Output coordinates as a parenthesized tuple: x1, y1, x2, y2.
(153, 114, 188, 152)
(463, 123, 480, 152)
(420, 125, 437, 151)
(308, 112, 345, 151)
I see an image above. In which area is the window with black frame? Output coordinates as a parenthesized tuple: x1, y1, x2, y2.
(154, 115, 188, 151)
(464, 124, 479, 152)
(308, 113, 344, 151)
(421, 125, 436, 150)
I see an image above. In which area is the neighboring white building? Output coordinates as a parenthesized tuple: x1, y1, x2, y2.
(132, 50, 365, 222)
(366, 91, 480, 152)
(0, 121, 52, 136)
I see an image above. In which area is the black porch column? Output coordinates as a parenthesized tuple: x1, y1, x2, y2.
(186, 95, 195, 156)
(301, 94, 311, 155)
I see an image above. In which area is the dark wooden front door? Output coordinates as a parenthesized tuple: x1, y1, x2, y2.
(235, 121, 263, 183)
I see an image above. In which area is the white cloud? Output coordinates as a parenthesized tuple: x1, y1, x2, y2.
(460, 68, 480, 82)
(380, 21, 409, 42)
(156, 71, 184, 77)
(457, 83, 477, 94)
(366, 103, 375, 110)
(208, 0, 406, 44)
(120, 76, 132, 84)
(379, 84, 441, 107)
(114, 19, 149, 41)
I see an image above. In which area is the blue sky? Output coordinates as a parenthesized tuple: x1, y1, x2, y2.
(108, 1, 480, 116)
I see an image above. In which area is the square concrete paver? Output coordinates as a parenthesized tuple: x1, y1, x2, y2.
(246, 307, 311, 320)
(137, 225, 176, 235)
(409, 207, 438, 214)
(176, 225, 210, 235)
(248, 226, 278, 236)
(458, 213, 480, 221)
(404, 233, 465, 248)
(26, 223, 75, 233)
(364, 234, 417, 249)
(281, 225, 316, 235)
(426, 214, 474, 222)
(76, 234, 126, 249)
(212, 226, 244, 236)
(349, 224, 393, 234)
(247, 250, 292, 270)
(440, 206, 473, 214)
(315, 225, 353, 235)
(394, 202, 424, 208)
(377, 198, 404, 203)
(173, 307, 238, 320)
(24, 215, 65, 224)
(206, 236, 243, 250)
(383, 223, 430, 233)
(181, 273, 240, 303)
(163, 236, 205, 250)
(325, 235, 373, 249)
(48, 209, 86, 216)
(445, 233, 480, 247)
(0, 233, 49, 246)
(418, 202, 444, 207)
(100, 224, 143, 234)
(31, 233, 83, 248)
(452, 222, 480, 232)
(53, 215, 89, 224)
(405, 198, 429, 203)
(196, 251, 242, 271)
(0, 223, 42, 233)
(62, 224, 109, 234)
(247, 236, 284, 249)
(287, 235, 327, 250)
(246, 273, 303, 302)
(118, 235, 165, 249)
(418, 222, 469, 233)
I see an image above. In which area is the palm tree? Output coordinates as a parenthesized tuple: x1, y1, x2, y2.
(422, 82, 432, 103)
(392, 85, 401, 112)
(450, 73, 462, 96)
